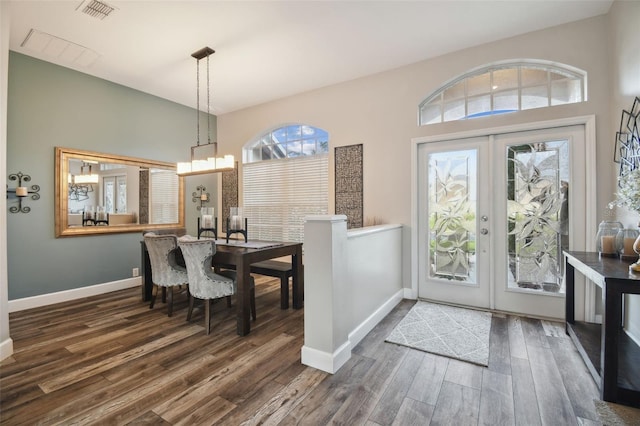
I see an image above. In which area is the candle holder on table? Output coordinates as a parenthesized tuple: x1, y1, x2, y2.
(226, 207, 247, 243)
(94, 206, 109, 226)
(83, 205, 95, 226)
(198, 207, 217, 239)
(616, 228, 640, 261)
(596, 220, 623, 257)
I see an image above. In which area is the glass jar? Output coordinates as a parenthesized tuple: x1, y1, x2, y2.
(230, 207, 244, 230)
(200, 207, 215, 229)
(596, 220, 623, 257)
(616, 228, 640, 260)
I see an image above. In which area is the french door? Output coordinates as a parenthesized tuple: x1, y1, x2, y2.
(417, 125, 587, 319)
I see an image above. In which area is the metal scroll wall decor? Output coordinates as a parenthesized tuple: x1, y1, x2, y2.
(192, 185, 211, 211)
(614, 96, 640, 179)
(7, 172, 40, 213)
(335, 144, 363, 229)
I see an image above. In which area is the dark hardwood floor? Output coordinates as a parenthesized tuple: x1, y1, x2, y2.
(1, 276, 602, 425)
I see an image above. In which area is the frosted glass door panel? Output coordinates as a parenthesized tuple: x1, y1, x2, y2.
(506, 141, 569, 293)
(428, 150, 477, 283)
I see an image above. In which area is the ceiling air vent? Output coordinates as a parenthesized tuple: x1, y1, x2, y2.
(77, 0, 115, 20)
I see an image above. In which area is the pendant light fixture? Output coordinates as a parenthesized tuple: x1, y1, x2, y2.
(177, 47, 235, 176)
(73, 162, 99, 184)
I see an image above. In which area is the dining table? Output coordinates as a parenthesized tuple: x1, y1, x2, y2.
(141, 238, 304, 336)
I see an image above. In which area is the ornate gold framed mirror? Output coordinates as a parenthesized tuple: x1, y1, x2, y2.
(55, 147, 184, 237)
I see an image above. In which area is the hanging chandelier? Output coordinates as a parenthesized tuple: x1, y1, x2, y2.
(177, 47, 235, 176)
(73, 162, 99, 184)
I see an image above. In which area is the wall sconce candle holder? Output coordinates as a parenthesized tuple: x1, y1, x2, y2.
(226, 207, 247, 243)
(7, 172, 40, 213)
(192, 185, 211, 211)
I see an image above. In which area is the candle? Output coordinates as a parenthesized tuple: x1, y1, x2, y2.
(202, 214, 213, 228)
(16, 186, 27, 197)
(601, 235, 616, 254)
(623, 237, 636, 256)
(201, 194, 208, 201)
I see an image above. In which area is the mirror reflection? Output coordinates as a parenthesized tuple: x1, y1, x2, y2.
(55, 147, 184, 237)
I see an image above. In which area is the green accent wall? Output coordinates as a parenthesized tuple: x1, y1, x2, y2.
(7, 52, 217, 300)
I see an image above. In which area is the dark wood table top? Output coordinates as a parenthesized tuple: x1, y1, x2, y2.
(564, 251, 640, 283)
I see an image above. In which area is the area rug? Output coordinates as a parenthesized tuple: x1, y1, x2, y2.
(594, 399, 640, 426)
(386, 301, 492, 366)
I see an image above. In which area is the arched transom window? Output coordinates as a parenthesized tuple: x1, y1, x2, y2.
(419, 61, 586, 125)
(244, 124, 329, 163)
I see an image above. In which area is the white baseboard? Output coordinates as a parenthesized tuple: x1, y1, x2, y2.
(8, 277, 141, 313)
(348, 289, 403, 348)
(404, 287, 417, 300)
(302, 290, 404, 375)
(0, 337, 14, 361)
(301, 341, 351, 374)
(625, 328, 640, 348)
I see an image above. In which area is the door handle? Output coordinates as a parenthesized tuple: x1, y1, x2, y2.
(481, 228, 489, 235)
(481, 215, 488, 222)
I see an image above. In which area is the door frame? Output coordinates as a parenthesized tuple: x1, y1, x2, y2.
(410, 115, 597, 318)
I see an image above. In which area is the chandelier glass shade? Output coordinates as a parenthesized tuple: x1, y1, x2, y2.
(177, 47, 235, 176)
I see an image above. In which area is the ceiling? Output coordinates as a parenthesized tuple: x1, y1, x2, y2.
(7, 0, 613, 114)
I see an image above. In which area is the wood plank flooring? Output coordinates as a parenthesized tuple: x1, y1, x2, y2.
(1, 277, 603, 425)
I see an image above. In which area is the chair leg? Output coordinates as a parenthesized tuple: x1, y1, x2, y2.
(251, 287, 257, 321)
(205, 299, 211, 335)
(150, 285, 158, 309)
(280, 276, 289, 309)
(161, 287, 167, 303)
(186, 294, 195, 321)
(226, 296, 232, 308)
(167, 287, 174, 317)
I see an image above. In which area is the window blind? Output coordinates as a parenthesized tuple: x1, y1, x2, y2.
(243, 154, 328, 242)
(150, 170, 179, 224)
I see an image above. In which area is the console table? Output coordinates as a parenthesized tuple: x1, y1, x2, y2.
(564, 251, 640, 407)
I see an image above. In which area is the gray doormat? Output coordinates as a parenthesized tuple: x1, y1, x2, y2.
(594, 400, 640, 425)
(386, 301, 492, 366)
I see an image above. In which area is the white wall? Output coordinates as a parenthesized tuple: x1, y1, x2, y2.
(218, 15, 612, 293)
(302, 217, 403, 373)
(608, 0, 640, 342)
(347, 224, 403, 335)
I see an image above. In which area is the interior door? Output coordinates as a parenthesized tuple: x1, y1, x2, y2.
(417, 137, 491, 308)
(418, 125, 586, 319)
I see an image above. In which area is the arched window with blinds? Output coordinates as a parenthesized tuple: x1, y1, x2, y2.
(243, 124, 329, 242)
(419, 60, 587, 125)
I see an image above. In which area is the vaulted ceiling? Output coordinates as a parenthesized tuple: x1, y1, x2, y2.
(7, 0, 613, 114)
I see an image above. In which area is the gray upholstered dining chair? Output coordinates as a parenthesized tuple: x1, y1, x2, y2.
(143, 233, 189, 317)
(178, 239, 256, 334)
